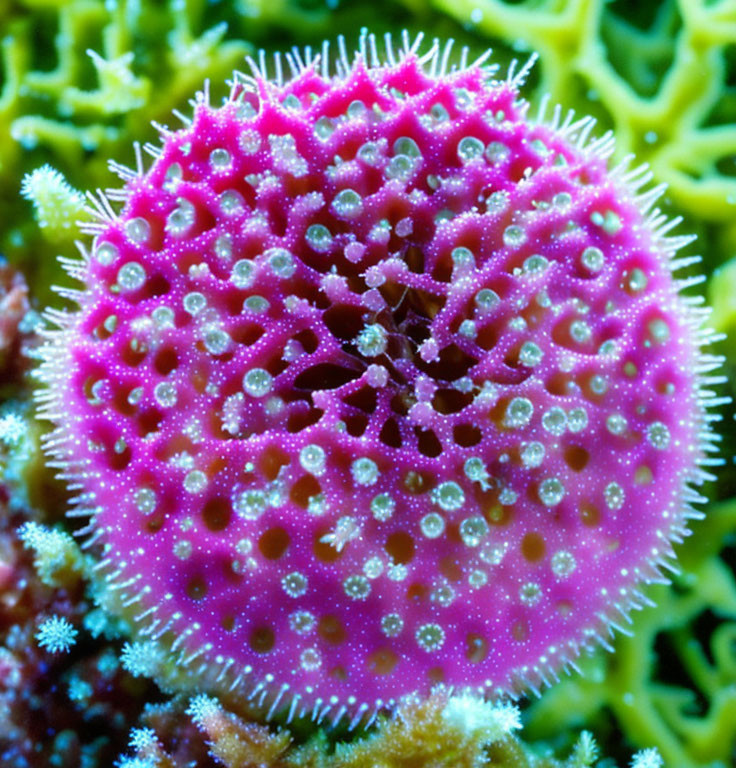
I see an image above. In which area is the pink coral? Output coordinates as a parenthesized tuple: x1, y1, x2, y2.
(37, 33, 722, 725)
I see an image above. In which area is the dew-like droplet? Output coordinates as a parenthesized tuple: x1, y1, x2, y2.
(125, 217, 150, 243)
(538, 476, 565, 506)
(267, 247, 296, 279)
(432, 481, 465, 511)
(209, 148, 231, 171)
(183, 292, 207, 315)
(299, 444, 326, 476)
(647, 421, 670, 449)
(95, 242, 118, 265)
(243, 368, 273, 398)
(420, 512, 445, 539)
(117, 262, 146, 292)
(475, 288, 500, 312)
(504, 397, 534, 428)
(581, 246, 604, 272)
(305, 224, 333, 253)
(154, 382, 177, 408)
(332, 189, 364, 219)
(371, 493, 395, 522)
(457, 136, 485, 163)
(231, 259, 256, 289)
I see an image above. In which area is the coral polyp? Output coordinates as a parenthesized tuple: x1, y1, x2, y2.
(36, 32, 722, 725)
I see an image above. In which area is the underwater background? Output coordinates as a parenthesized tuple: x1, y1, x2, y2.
(0, 0, 735, 766)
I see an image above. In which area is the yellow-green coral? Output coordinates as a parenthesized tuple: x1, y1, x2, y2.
(426, 0, 736, 224)
(20, 166, 86, 243)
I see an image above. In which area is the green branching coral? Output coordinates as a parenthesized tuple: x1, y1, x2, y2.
(427, 0, 736, 225)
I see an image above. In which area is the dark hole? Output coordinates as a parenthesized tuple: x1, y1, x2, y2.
(406, 322, 430, 346)
(367, 648, 399, 675)
(345, 413, 368, 436)
(390, 391, 411, 416)
(475, 324, 498, 351)
(138, 408, 163, 436)
(439, 555, 463, 581)
(186, 575, 207, 601)
(330, 666, 348, 680)
(580, 503, 601, 527)
(155, 434, 194, 462)
(318, 615, 346, 644)
(343, 386, 377, 412)
(265, 352, 289, 377)
(249, 626, 275, 653)
(290, 474, 321, 508)
(113, 387, 137, 416)
(122, 343, 147, 367)
(416, 343, 477, 381)
(314, 529, 343, 562)
(427, 666, 445, 684)
(258, 526, 290, 559)
(466, 633, 489, 663)
(405, 245, 424, 273)
(294, 363, 361, 390)
(546, 372, 571, 396)
(407, 583, 429, 603)
(144, 515, 164, 533)
(415, 428, 442, 457)
(208, 456, 227, 477)
(431, 254, 452, 282)
(379, 418, 402, 448)
(144, 273, 170, 298)
(521, 532, 546, 562)
(294, 328, 319, 353)
(564, 445, 590, 471)
(323, 304, 365, 341)
(453, 423, 482, 446)
(403, 469, 434, 494)
(432, 388, 472, 414)
(221, 615, 236, 632)
(202, 497, 231, 532)
(110, 444, 132, 470)
(287, 407, 323, 433)
(232, 324, 265, 346)
(154, 347, 178, 375)
(385, 531, 415, 564)
(260, 444, 290, 481)
(409, 288, 446, 321)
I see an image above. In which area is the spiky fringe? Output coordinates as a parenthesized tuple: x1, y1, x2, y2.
(34, 29, 728, 730)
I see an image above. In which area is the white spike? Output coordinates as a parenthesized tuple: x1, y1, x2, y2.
(439, 38, 454, 76)
(383, 32, 396, 66)
(320, 39, 330, 79)
(274, 52, 283, 88)
(510, 51, 538, 87)
(338, 34, 349, 72)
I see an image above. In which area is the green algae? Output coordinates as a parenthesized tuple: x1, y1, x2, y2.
(2, 1, 735, 766)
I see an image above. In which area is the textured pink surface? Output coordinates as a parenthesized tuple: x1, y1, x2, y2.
(39, 47, 707, 718)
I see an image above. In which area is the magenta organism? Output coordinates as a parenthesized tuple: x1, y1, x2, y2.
(36, 32, 723, 726)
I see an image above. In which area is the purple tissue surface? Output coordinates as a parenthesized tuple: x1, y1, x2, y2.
(39, 50, 705, 718)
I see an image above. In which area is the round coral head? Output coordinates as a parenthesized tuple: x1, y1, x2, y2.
(38, 34, 718, 724)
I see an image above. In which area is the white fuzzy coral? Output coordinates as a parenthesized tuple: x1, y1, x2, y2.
(120, 640, 164, 678)
(20, 165, 85, 241)
(187, 693, 222, 727)
(0, 412, 26, 446)
(18, 521, 81, 585)
(441, 694, 521, 744)
(36, 615, 78, 653)
(631, 747, 664, 768)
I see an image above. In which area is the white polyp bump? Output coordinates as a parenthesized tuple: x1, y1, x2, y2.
(117, 262, 146, 292)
